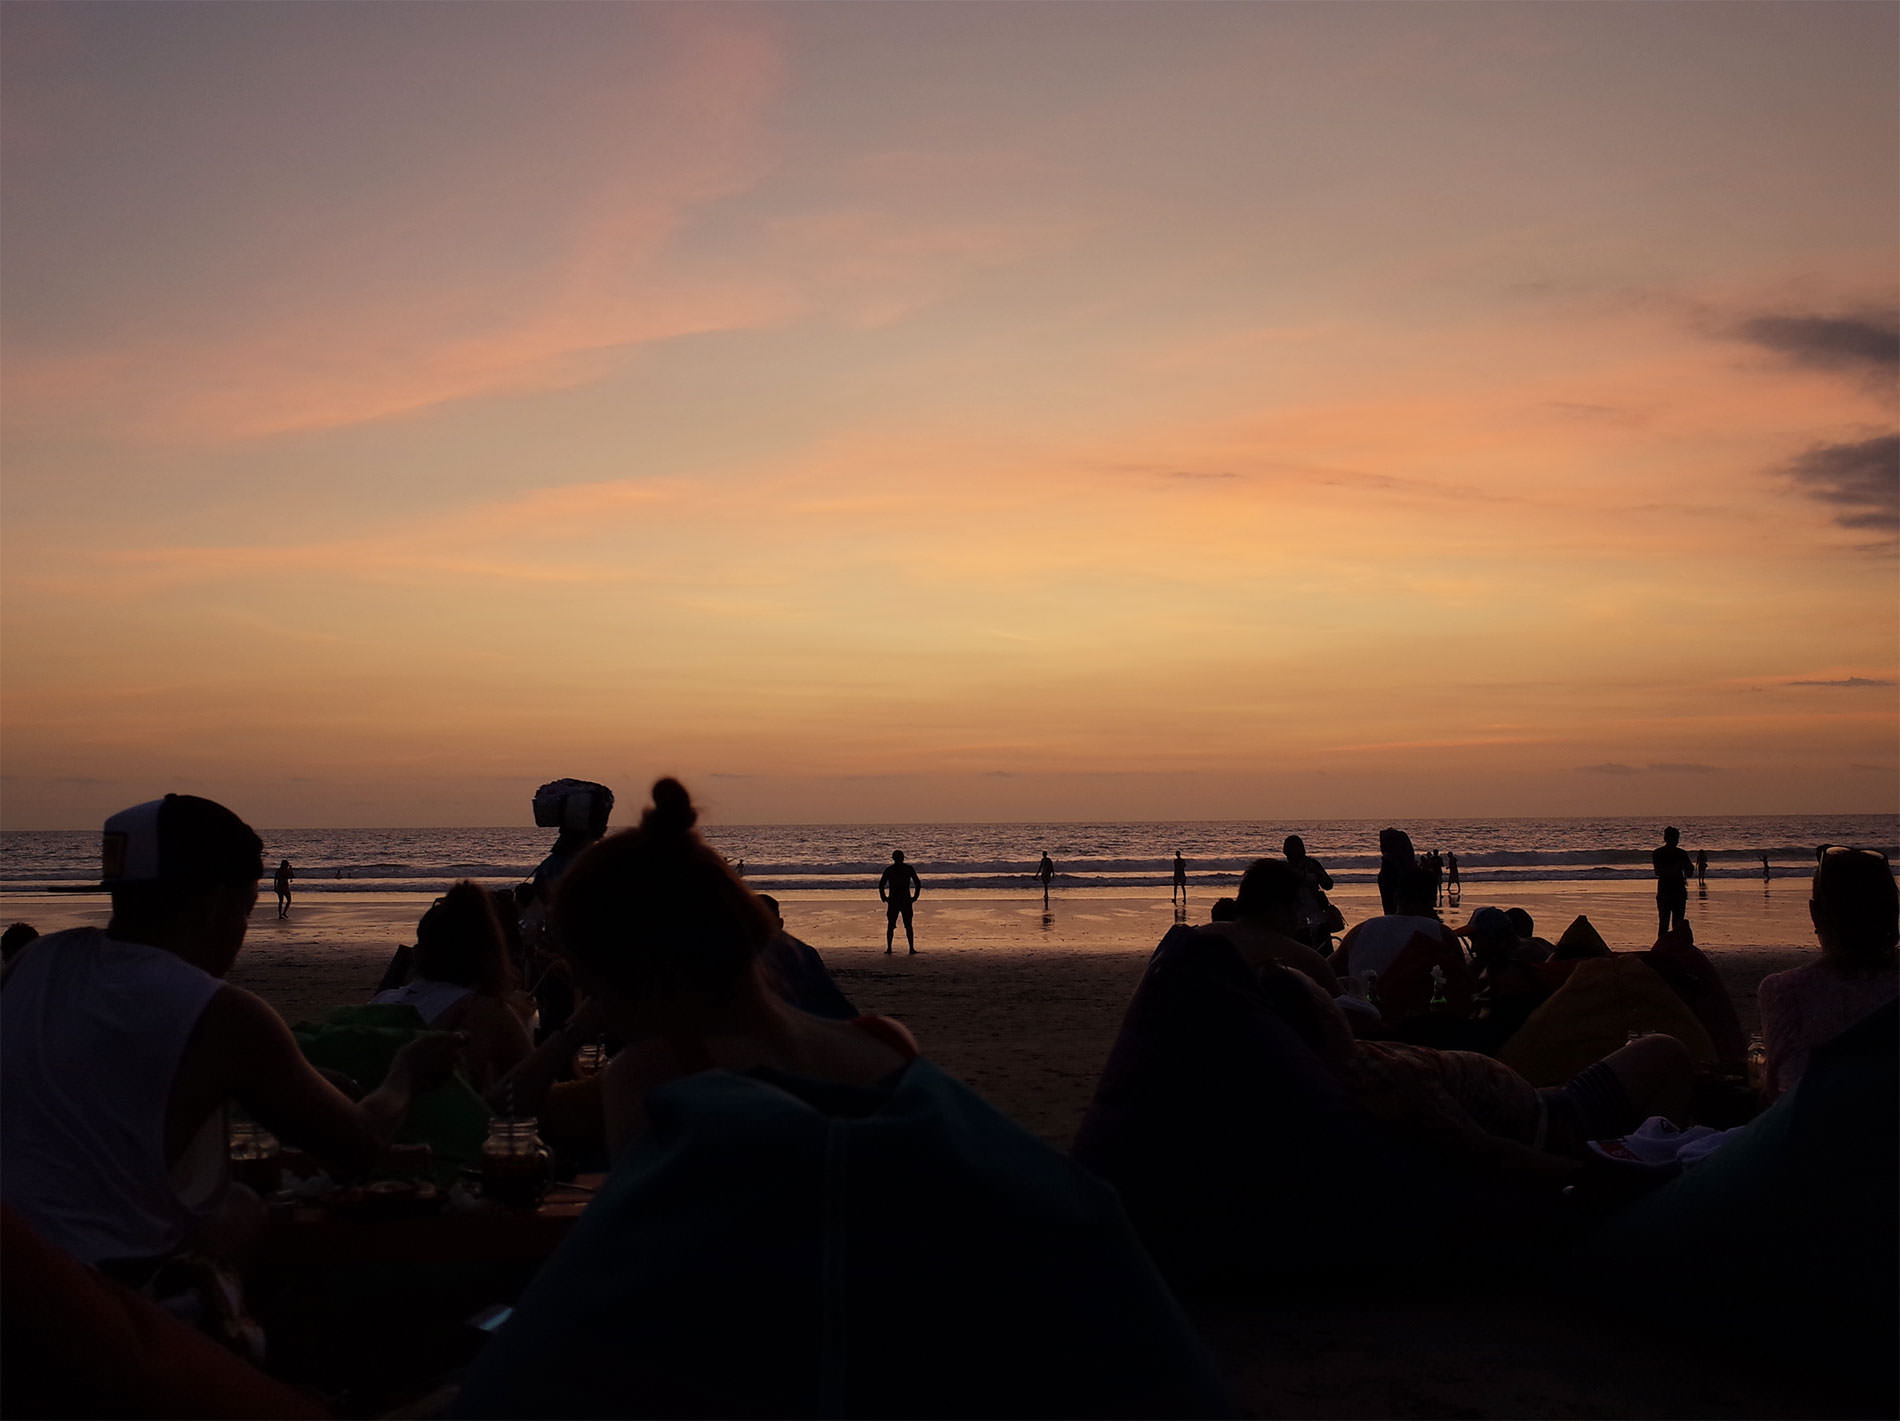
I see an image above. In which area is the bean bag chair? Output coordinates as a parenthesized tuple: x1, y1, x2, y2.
(1, 1206, 326, 1420)
(292, 1004, 489, 1184)
(456, 1059, 1235, 1419)
(1552, 914, 1612, 960)
(1070, 927, 1568, 1289)
(1639, 929, 1748, 1069)
(1573, 1003, 1896, 1410)
(1498, 956, 1716, 1087)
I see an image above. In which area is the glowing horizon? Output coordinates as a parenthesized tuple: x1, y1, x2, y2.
(3, 3, 1895, 830)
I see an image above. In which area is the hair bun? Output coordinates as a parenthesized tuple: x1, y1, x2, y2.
(643, 777, 699, 837)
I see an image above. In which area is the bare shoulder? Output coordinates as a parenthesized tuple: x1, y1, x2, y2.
(849, 1013, 919, 1061)
(198, 982, 294, 1043)
(603, 1036, 682, 1097)
(453, 993, 520, 1029)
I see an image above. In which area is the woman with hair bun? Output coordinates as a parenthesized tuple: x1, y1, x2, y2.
(556, 778, 918, 1156)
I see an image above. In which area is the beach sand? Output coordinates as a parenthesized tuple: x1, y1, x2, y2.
(0, 878, 1813, 1149)
(0, 878, 1846, 1418)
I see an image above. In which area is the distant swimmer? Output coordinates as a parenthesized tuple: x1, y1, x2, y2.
(1037, 852, 1054, 903)
(880, 850, 922, 955)
(1652, 826, 1694, 934)
(1172, 851, 1187, 904)
(1695, 850, 1708, 885)
(273, 858, 294, 919)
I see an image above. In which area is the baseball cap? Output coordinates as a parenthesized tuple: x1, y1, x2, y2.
(1459, 906, 1516, 942)
(101, 794, 263, 888)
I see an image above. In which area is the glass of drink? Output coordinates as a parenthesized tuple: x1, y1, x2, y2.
(480, 1118, 552, 1211)
(1745, 1034, 1768, 1092)
(228, 1114, 283, 1196)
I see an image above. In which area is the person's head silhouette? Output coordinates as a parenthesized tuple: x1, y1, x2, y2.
(1810, 848, 1898, 969)
(1663, 826, 1680, 846)
(892, 850, 905, 864)
(1283, 835, 1305, 858)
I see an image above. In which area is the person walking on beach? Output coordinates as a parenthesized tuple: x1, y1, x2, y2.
(1446, 851, 1461, 905)
(1036, 852, 1055, 905)
(1172, 851, 1187, 904)
(1695, 850, 1708, 886)
(272, 859, 293, 919)
(881, 850, 922, 955)
(1653, 826, 1695, 934)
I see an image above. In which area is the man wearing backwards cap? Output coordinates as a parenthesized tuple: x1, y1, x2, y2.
(0, 794, 462, 1271)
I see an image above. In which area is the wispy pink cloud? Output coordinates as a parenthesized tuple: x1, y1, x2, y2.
(3, 14, 795, 443)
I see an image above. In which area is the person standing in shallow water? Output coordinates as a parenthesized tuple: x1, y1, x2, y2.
(272, 859, 293, 919)
(1652, 826, 1695, 934)
(1171, 852, 1187, 904)
(1036, 852, 1054, 905)
(880, 850, 922, 955)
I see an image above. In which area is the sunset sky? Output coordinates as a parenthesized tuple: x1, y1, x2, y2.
(3, 2, 1895, 828)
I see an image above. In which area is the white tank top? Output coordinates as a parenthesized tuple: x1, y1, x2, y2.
(1, 928, 228, 1264)
(370, 977, 473, 1025)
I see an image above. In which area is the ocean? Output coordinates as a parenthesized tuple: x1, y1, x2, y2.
(3, 813, 1893, 895)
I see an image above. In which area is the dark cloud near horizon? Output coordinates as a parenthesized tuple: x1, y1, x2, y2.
(1784, 435, 1899, 539)
(1786, 676, 1897, 689)
(1738, 312, 1900, 374)
(1577, 762, 1720, 776)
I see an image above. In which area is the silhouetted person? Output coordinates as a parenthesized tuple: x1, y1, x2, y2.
(1445, 851, 1461, 905)
(1763, 854, 1772, 882)
(1282, 835, 1335, 950)
(1653, 826, 1694, 934)
(1376, 828, 1417, 915)
(0, 794, 461, 1270)
(756, 894, 857, 1021)
(1037, 852, 1054, 905)
(1171, 852, 1187, 904)
(0, 922, 39, 964)
(1757, 845, 1898, 1099)
(519, 778, 615, 1040)
(272, 859, 293, 919)
(1695, 850, 1708, 886)
(880, 850, 922, 955)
